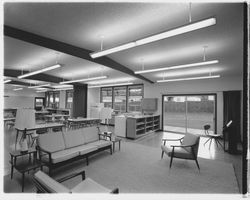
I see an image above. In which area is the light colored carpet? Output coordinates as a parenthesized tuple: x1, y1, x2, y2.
(4, 141, 239, 193)
(60, 141, 239, 193)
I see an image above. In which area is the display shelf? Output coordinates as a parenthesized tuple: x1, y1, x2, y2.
(126, 115, 160, 139)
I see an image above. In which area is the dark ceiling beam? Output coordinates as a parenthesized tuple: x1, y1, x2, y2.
(4, 25, 154, 84)
(4, 69, 84, 87)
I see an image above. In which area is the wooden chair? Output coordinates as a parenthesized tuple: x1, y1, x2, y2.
(203, 124, 223, 149)
(31, 170, 119, 193)
(161, 133, 200, 170)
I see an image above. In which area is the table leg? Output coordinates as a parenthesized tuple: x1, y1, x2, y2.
(119, 140, 121, 151)
(113, 142, 115, 153)
(22, 173, 25, 192)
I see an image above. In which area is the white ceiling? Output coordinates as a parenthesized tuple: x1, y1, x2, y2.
(4, 2, 244, 86)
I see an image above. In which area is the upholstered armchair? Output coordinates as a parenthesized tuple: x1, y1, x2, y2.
(161, 133, 201, 170)
(32, 170, 119, 193)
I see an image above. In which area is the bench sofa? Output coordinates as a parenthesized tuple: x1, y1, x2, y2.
(37, 126, 112, 176)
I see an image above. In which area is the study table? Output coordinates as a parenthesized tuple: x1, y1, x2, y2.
(15, 123, 65, 150)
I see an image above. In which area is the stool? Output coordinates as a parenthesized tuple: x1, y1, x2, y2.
(112, 138, 121, 153)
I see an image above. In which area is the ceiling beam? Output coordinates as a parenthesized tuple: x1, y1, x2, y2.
(4, 25, 154, 84)
(4, 69, 84, 87)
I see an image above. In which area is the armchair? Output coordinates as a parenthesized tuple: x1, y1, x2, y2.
(32, 170, 119, 193)
(161, 133, 200, 170)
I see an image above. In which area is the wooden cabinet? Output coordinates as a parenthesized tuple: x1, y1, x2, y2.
(126, 115, 160, 139)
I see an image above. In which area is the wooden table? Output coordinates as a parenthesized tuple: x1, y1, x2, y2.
(15, 123, 65, 150)
(9, 148, 45, 192)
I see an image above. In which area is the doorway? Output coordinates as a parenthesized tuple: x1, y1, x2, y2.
(162, 94, 217, 135)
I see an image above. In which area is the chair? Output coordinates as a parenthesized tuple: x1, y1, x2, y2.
(32, 170, 119, 193)
(203, 124, 223, 149)
(161, 133, 200, 170)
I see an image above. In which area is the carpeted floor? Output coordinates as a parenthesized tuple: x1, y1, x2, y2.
(4, 141, 239, 193)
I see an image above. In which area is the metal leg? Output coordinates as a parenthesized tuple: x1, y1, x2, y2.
(209, 138, 212, 149)
(22, 173, 25, 192)
(195, 159, 200, 171)
(11, 165, 14, 179)
(204, 137, 210, 145)
(119, 140, 121, 151)
(113, 142, 115, 153)
(161, 151, 164, 159)
(86, 157, 89, 166)
(169, 155, 174, 168)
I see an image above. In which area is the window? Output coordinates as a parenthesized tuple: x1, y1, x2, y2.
(46, 91, 60, 108)
(128, 85, 143, 112)
(114, 87, 127, 113)
(101, 88, 113, 108)
(100, 84, 144, 113)
(66, 90, 73, 109)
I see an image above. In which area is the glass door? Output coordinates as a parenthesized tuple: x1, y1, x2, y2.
(163, 94, 216, 134)
(163, 96, 186, 133)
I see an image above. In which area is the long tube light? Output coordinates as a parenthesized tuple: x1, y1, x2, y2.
(157, 75, 220, 83)
(13, 87, 23, 91)
(90, 17, 216, 58)
(28, 84, 51, 89)
(60, 76, 107, 84)
(88, 82, 133, 88)
(18, 64, 61, 79)
(135, 60, 219, 74)
(4, 79, 12, 83)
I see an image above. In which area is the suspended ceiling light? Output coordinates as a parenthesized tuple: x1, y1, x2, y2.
(4, 79, 12, 83)
(28, 84, 51, 89)
(36, 90, 47, 93)
(52, 87, 73, 91)
(88, 82, 133, 88)
(60, 76, 107, 84)
(156, 75, 220, 83)
(90, 17, 216, 58)
(18, 64, 61, 79)
(134, 60, 219, 74)
(13, 87, 23, 91)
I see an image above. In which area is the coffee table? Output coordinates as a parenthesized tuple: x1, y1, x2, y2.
(9, 148, 45, 192)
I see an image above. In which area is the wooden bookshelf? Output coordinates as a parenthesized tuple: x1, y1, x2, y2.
(126, 115, 160, 139)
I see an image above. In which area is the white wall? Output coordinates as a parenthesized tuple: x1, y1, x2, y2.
(4, 88, 45, 109)
(144, 75, 243, 135)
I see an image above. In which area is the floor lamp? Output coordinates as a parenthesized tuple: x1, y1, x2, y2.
(15, 108, 36, 152)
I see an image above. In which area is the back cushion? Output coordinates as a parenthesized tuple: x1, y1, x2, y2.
(34, 171, 70, 193)
(182, 133, 199, 146)
(63, 129, 85, 149)
(38, 132, 65, 153)
(83, 127, 99, 143)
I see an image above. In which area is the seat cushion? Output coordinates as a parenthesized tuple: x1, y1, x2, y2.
(38, 132, 66, 153)
(83, 127, 99, 143)
(51, 148, 79, 164)
(89, 140, 112, 149)
(71, 178, 110, 193)
(63, 129, 85, 149)
(161, 145, 194, 159)
(77, 144, 98, 156)
(34, 171, 70, 193)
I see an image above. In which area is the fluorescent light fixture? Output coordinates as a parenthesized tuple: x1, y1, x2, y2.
(90, 43, 136, 59)
(36, 90, 47, 93)
(88, 82, 133, 88)
(13, 87, 23, 91)
(4, 79, 12, 83)
(60, 76, 107, 84)
(28, 84, 50, 89)
(53, 87, 73, 91)
(135, 60, 219, 74)
(157, 75, 220, 83)
(18, 64, 61, 79)
(90, 17, 216, 58)
(136, 18, 216, 46)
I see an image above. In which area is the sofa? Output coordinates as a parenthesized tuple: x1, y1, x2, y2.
(32, 170, 119, 193)
(37, 126, 112, 176)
